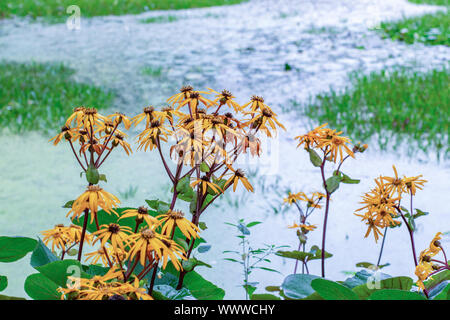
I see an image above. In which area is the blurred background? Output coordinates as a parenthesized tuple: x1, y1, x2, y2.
(0, 0, 449, 299)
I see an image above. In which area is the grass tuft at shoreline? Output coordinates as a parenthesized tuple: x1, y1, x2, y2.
(0, 0, 246, 22)
(302, 67, 449, 158)
(0, 61, 114, 133)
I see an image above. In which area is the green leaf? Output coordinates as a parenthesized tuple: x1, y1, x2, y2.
(85, 163, 100, 184)
(182, 257, 212, 272)
(311, 278, 359, 300)
(276, 250, 313, 262)
(281, 274, 320, 300)
(413, 209, 429, 219)
(197, 244, 211, 253)
(308, 245, 333, 261)
(152, 285, 194, 300)
(164, 264, 225, 300)
(62, 200, 74, 208)
(423, 269, 450, 290)
(325, 175, 341, 194)
(0, 294, 26, 300)
(246, 221, 262, 228)
(356, 262, 390, 270)
(99, 174, 107, 183)
(145, 200, 169, 214)
(342, 270, 380, 288)
(30, 239, 59, 268)
(35, 259, 91, 288)
(251, 293, 281, 300)
(200, 162, 210, 173)
(244, 284, 257, 297)
(265, 286, 281, 292)
(176, 176, 195, 202)
(24, 273, 60, 300)
(352, 276, 413, 300)
(431, 282, 450, 300)
(340, 172, 360, 184)
(0, 276, 7, 292)
(198, 222, 208, 230)
(0, 236, 37, 263)
(369, 289, 427, 300)
(308, 149, 323, 167)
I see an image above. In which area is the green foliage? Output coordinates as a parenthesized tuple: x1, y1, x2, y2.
(378, 11, 449, 46)
(0, 61, 114, 133)
(308, 149, 322, 167)
(0, 0, 247, 22)
(311, 279, 359, 300)
(0, 236, 37, 263)
(303, 67, 450, 158)
(251, 293, 281, 300)
(24, 273, 60, 300)
(280, 274, 320, 299)
(152, 285, 194, 300)
(369, 289, 427, 300)
(35, 260, 90, 287)
(276, 246, 332, 262)
(0, 276, 7, 292)
(30, 239, 59, 268)
(352, 276, 413, 300)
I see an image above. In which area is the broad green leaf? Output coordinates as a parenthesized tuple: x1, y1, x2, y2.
(246, 221, 262, 228)
(356, 262, 390, 270)
(311, 278, 359, 300)
(251, 293, 281, 300)
(281, 274, 320, 300)
(35, 259, 91, 288)
(62, 200, 74, 208)
(276, 250, 313, 262)
(0, 294, 26, 300)
(308, 149, 322, 167)
(197, 244, 211, 253)
(164, 264, 225, 300)
(152, 285, 194, 300)
(83, 264, 109, 277)
(352, 276, 413, 300)
(369, 289, 427, 300)
(429, 281, 450, 300)
(325, 175, 341, 194)
(308, 245, 333, 261)
(0, 236, 37, 263)
(24, 273, 60, 300)
(340, 172, 360, 184)
(0, 276, 7, 292)
(30, 239, 59, 268)
(342, 270, 380, 289)
(423, 269, 450, 290)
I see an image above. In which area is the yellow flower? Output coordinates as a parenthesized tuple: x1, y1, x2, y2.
(132, 106, 165, 129)
(210, 89, 241, 112)
(245, 108, 285, 137)
(283, 192, 307, 205)
(136, 120, 171, 151)
(93, 223, 132, 252)
(191, 175, 223, 195)
(122, 278, 153, 300)
(167, 85, 194, 107)
(112, 133, 132, 155)
(157, 210, 200, 240)
(381, 165, 407, 197)
(239, 133, 261, 156)
(120, 206, 159, 227)
(241, 95, 272, 113)
(224, 166, 254, 192)
(49, 125, 77, 145)
(295, 123, 329, 150)
(288, 223, 317, 232)
(404, 175, 427, 196)
(318, 130, 354, 163)
(84, 246, 115, 266)
(428, 232, 442, 255)
(42, 224, 91, 252)
(157, 238, 186, 271)
(108, 112, 131, 130)
(127, 227, 170, 266)
(65, 107, 86, 128)
(67, 186, 120, 224)
(355, 211, 384, 243)
(177, 91, 214, 114)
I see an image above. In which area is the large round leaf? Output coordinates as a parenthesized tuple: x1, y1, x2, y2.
(369, 289, 427, 300)
(311, 278, 359, 300)
(24, 273, 60, 300)
(0, 276, 7, 292)
(0, 236, 37, 263)
(281, 274, 320, 300)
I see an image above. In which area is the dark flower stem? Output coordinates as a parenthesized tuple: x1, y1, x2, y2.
(376, 227, 388, 267)
(77, 209, 89, 261)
